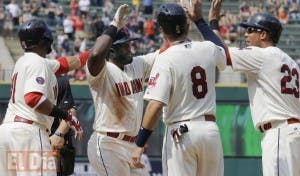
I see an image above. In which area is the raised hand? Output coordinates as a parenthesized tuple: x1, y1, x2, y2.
(180, 0, 192, 9)
(209, 0, 223, 21)
(182, 0, 203, 22)
(111, 4, 130, 29)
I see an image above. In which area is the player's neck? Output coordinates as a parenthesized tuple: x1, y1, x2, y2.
(110, 59, 125, 70)
(164, 31, 188, 45)
(25, 48, 47, 58)
(166, 36, 187, 45)
(260, 41, 275, 48)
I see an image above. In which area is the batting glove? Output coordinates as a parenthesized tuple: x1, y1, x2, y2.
(110, 4, 130, 29)
(65, 114, 83, 141)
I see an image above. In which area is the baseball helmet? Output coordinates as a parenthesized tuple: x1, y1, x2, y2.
(18, 19, 53, 50)
(156, 3, 187, 37)
(112, 27, 138, 46)
(240, 13, 282, 44)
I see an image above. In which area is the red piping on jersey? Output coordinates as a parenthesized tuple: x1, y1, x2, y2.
(159, 40, 191, 54)
(24, 92, 43, 108)
(159, 43, 170, 54)
(56, 57, 69, 74)
(78, 50, 91, 66)
(225, 46, 232, 66)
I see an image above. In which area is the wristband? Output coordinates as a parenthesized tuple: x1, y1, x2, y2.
(103, 25, 118, 40)
(195, 18, 207, 26)
(54, 130, 65, 138)
(78, 50, 91, 67)
(209, 19, 220, 30)
(135, 127, 153, 147)
(49, 105, 68, 120)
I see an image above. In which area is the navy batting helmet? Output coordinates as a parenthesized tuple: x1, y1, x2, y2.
(156, 3, 187, 38)
(18, 19, 53, 50)
(240, 13, 282, 44)
(112, 27, 138, 47)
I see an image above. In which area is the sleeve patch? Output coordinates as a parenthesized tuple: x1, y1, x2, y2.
(148, 73, 160, 87)
(36, 77, 45, 85)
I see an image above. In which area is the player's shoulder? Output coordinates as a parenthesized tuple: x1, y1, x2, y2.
(193, 40, 214, 46)
(192, 40, 219, 50)
(17, 53, 45, 67)
(229, 46, 265, 55)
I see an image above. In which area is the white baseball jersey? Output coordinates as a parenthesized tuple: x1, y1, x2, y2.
(144, 40, 225, 176)
(0, 52, 59, 176)
(144, 40, 226, 124)
(229, 46, 300, 128)
(87, 51, 158, 136)
(3, 52, 60, 130)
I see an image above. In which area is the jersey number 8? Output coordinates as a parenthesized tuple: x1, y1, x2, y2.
(191, 66, 208, 99)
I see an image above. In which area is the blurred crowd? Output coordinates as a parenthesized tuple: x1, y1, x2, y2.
(219, 0, 300, 45)
(0, 0, 158, 81)
(0, 0, 300, 81)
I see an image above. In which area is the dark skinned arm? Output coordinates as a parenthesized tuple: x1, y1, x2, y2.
(87, 34, 115, 76)
(87, 4, 130, 76)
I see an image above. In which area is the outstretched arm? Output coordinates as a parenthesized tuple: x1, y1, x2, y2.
(55, 50, 91, 75)
(132, 100, 164, 168)
(87, 4, 130, 76)
(184, 0, 225, 49)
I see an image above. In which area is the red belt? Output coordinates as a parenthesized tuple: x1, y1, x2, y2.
(259, 118, 300, 132)
(14, 115, 34, 124)
(204, 115, 216, 122)
(172, 115, 216, 124)
(14, 116, 49, 133)
(106, 132, 136, 143)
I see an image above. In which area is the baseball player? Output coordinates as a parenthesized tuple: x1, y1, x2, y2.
(86, 4, 158, 176)
(193, 0, 300, 175)
(0, 19, 89, 176)
(132, 3, 226, 176)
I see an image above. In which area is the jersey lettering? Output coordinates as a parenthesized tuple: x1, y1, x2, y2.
(124, 82, 131, 96)
(281, 64, 299, 98)
(131, 78, 143, 94)
(11, 73, 18, 103)
(115, 78, 143, 96)
(191, 66, 208, 99)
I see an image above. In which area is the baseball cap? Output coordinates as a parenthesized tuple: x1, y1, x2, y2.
(112, 27, 139, 46)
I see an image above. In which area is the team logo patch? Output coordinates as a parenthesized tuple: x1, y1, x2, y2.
(36, 77, 45, 84)
(146, 73, 160, 94)
(148, 73, 160, 87)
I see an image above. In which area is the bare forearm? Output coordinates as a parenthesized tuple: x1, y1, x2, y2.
(142, 100, 164, 130)
(56, 50, 91, 74)
(88, 26, 117, 76)
(56, 120, 69, 134)
(56, 108, 77, 134)
(66, 55, 81, 71)
(35, 98, 55, 115)
(35, 99, 68, 120)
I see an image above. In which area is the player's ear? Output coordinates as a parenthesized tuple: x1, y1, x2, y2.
(260, 31, 269, 42)
(109, 48, 117, 59)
